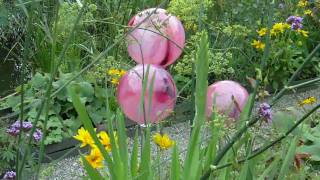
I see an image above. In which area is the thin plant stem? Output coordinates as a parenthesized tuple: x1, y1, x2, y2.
(18, 3, 87, 176)
(206, 103, 320, 173)
(272, 43, 320, 105)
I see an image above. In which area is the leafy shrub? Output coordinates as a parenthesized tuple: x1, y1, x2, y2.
(1, 72, 113, 145)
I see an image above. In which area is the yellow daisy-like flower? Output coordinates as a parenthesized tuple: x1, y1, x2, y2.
(111, 78, 119, 85)
(108, 68, 120, 76)
(298, 0, 308, 8)
(251, 40, 265, 50)
(153, 133, 174, 150)
(85, 148, 104, 169)
(73, 127, 95, 148)
(118, 70, 127, 76)
(271, 23, 290, 36)
(98, 131, 112, 152)
(304, 9, 312, 15)
(299, 96, 316, 106)
(297, 29, 309, 37)
(257, 28, 267, 37)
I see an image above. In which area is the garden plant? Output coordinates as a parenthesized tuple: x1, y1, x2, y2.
(0, 0, 320, 179)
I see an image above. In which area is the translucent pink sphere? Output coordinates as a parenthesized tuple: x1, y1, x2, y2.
(127, 8, 185, 67)
(117, 64, 177, 124)
(206, 80, 249, 119)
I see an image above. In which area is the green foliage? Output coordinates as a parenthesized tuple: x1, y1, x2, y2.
(168, 0, 213, 32)
(1, 72, 114, 145)
(298, 125, 320, 161)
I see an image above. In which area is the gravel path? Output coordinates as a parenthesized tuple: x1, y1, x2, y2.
(40, 87, 320, 180)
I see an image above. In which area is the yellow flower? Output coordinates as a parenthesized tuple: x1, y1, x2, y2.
(85, 148, 104, 169)
(257, 28, 267, 37)
(298, 0, 308, 8)
(108, 68, 120, 76)
(73, 127, 95, 148)
(98, 131, 112, 152)
(111, 78, 119, 85)
(271, 23, 290, 36)
(153, 133, 174, 150)
(304, 9, 312, 15)
(118, 70, 127, 76)
(297, 29, 309, 37)
(251, 40, 265, 50)
(299, 96, 316, 106)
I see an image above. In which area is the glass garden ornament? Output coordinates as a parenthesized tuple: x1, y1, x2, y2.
(206, 80, 249, 119)
(117, 64, 177, 124)
(127, 8, 185, 67)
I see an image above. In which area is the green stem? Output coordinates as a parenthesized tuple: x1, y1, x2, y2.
(18, 4, 87, 176)
(206, 103, 320, 173)
(272, 43, 320, 105)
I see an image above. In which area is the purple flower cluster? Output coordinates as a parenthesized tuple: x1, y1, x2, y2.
(6, 121, 32, 136)
(33, 129, 43, 142)
(6, 120, 42, 142)
(3, 171, 16, 180)
(286, 16, 303, 30)
(258, 103, 272, 123)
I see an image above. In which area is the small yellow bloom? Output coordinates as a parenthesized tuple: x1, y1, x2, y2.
(297, 29, 309, 37)
(304, 9, 312, 15)
(118, 70, 127, 76)
(251, 40, 265, 50)
(85, 148, 104, 169)
(98, 131, 112, 152)
(298, 0, 308, 8)
(111, 78, 119, 85)
(257, 28, 267, 37)
(73, 127, 95, 148)
(153, 133, 174, 150)
(271, 23, 290, 36)
(108, 68, 120, 76)
(299, 96, 316, 106)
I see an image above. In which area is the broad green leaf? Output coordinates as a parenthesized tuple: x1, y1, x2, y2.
(297, 142, 320, 161)
(272, 112, 299, 135)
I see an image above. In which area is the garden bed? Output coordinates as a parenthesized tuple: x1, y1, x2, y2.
(38, 86, 320, 179)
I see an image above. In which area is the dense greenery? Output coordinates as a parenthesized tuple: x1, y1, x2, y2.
(0, 0, 319, 179)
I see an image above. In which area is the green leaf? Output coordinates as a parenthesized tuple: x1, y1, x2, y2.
(297, 142, 320, 161)
(130, 128, 139, 178)
(140, 127, 152, 180)
(277, 136, 298, 180)
(182, 31, 209, 180)
(170, 144, 180, 180)
(272, 112, 299, 135)
(257, 156, 280, 180)
(68, 85, 115, 178)
(81, 155, 103, 180)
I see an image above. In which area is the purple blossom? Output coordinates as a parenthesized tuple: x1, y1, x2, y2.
(291, 22, 303, 30)
(33, 129, 43, 142)
(3, 171, 16, 180)
(258, 103, 272, 123)
(286, 16, 303, 30)
(6, 120, 33, 136)
(6, 128, 20, 136)
(22, 121, 33, 131)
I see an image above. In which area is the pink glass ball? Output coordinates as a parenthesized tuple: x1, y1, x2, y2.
(127, 8, 185, 67)
(206, 80, 249, 119)
(117, 64, 177, 124)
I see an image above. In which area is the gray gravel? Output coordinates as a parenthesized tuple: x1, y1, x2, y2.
(40, 87, 320, 180)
